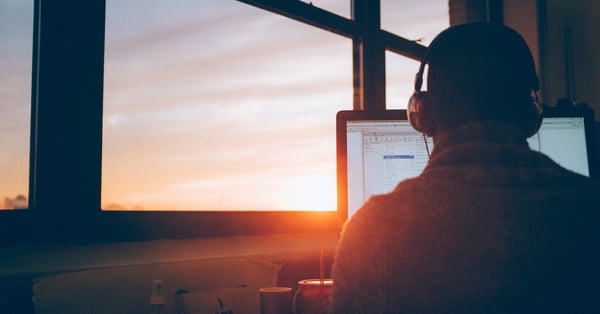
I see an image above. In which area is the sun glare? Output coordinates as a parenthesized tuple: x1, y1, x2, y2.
(281, 173, 337, 211)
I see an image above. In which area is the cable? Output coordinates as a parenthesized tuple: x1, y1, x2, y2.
(422, 133, 431, 157)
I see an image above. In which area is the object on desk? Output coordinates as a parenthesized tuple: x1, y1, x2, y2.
(293, 279, 333, 314)
(150, 279, 168, 314)
(259, 287, 293, 314)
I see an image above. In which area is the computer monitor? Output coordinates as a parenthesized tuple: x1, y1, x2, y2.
(528, 104, 599, 179)
(336, 108, 599, 222)
(336, 110, 431, 221)
(528, 116, 590, 176)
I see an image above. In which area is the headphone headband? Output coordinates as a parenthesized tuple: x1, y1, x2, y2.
(413, 23, 540, 94)
(408, 22, 543, 138)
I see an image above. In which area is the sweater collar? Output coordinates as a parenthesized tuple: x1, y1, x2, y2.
(419, 122, 579, 185)
(430, 122, 530, 157)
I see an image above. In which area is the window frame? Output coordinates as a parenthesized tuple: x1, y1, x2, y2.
(0, 0, 427, 244)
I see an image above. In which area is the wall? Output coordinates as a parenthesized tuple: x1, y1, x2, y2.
(543, 0, 600, 118)
(506, 0, 600, 118)
(503, 0, 540, 74)
(452, 0, 600, 119)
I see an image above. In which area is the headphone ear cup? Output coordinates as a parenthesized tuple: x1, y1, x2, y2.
(521, 94, 544, 138)
(408, 91, 436, 136)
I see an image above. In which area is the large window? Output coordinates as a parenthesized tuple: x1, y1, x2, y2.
(0, 1, 34, 210)
(1, 0, 451, 242)
(103, 0, 352, 211)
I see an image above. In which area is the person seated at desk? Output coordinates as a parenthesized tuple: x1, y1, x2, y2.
(331, 22, 600, 313)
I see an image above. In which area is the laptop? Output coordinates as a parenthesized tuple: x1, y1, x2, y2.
(336, 107, 599, 222)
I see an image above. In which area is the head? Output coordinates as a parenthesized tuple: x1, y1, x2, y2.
(408, 22, 542, 138)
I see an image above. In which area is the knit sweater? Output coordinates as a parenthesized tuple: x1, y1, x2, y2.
(331, 122, 600, 313)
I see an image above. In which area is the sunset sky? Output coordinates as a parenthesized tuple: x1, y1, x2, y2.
(0, 1, 33, 207)
(1, 0, 448, 211)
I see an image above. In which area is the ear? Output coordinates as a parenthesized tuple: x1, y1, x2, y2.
(408, 91, 436, 136)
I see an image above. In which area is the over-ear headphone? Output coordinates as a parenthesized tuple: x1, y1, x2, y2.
(407, 56, 435, 136)
(407, 23, 543, 138)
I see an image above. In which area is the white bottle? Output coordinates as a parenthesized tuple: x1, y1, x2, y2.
(150, 279, 167, 314)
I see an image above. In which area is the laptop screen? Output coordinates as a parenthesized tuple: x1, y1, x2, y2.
(337, 109, 598, 221)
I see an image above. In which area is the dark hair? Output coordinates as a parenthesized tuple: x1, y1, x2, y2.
(425, 23, 539, 132)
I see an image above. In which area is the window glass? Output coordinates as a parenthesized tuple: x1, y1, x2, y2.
(0, 1, 34, 210)
(103, 0, 352, 211)
(381, 0, 449, 46)
(298, 0, 350, 18)
(382, 0, 449, 109)
(386, 53, 420, 109)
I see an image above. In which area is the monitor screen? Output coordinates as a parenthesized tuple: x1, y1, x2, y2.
(337, 109, 598, 222)
(527, 116, 590, 176)
(336, 110, 431, 220)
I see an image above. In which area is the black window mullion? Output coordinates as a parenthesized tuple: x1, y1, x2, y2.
(237, 0, 356, 38)
(352, 0, 385, 110)
(30, 0, 105, 242)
